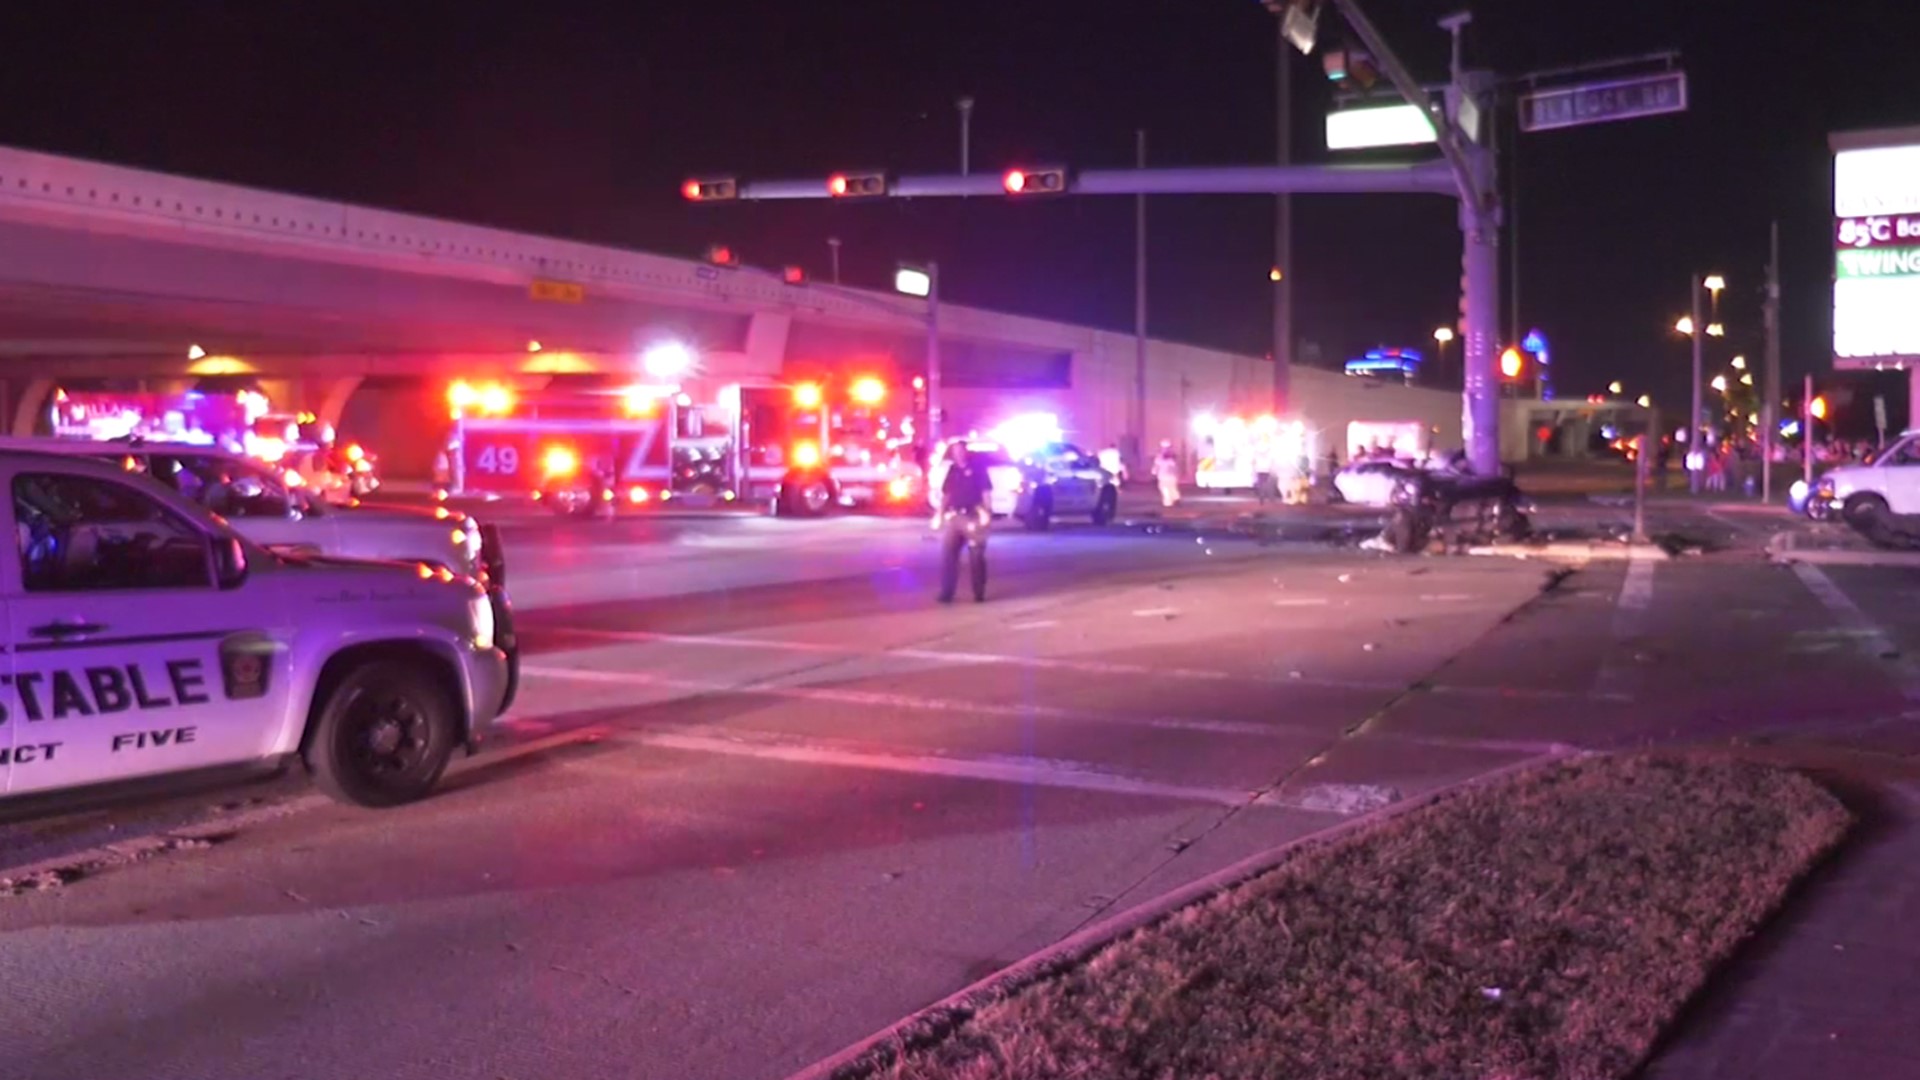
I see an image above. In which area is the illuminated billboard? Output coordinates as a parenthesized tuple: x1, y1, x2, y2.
(1833, 128, 1920, 367)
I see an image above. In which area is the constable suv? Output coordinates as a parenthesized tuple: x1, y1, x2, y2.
(0, 451, 515, 807)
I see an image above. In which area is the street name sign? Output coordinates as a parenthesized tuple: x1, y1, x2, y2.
(1519, 71, 1688, 133)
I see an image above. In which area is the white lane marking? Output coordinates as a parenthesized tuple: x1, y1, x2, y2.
(1419, 594, 1474, 602)
(1590, 557, 1656, 702)
(521, 664, 1308, 739)
(1131, 607, 1180, 618)
(542, 625, 1599, 702)
(1261, 783, 1399, 815)
(1272, 598, 1330, 607)
(518, 666, 1573, 757)
(1008, 620, 1058, 630)
(627, 726, 1274, 808)
(1792, 562, 1920, 706)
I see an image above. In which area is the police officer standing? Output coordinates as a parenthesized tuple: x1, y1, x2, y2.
(936, 443, 990, 604)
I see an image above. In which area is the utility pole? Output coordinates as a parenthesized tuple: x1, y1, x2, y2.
(1134, 129, 1149, 472)
(957, 97, 975, 176)
(1803, 373, 1815, 485)
(1273, 18, 1294, 418)
(926, 261, 943, 445)
(1690, 274, 1704, 495)
(1763, 221, 1782, 503)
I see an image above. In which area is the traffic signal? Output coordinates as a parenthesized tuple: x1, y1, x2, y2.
(682, 177, 738, 201)
(1500, 348, 1524, 380)
(705, 244, 739, 267)
(1810, 395, 1829, 421)
(1003, 166, 1068, 195)
(1321, 49, 1379, 89)
(827, 171, 887, 198)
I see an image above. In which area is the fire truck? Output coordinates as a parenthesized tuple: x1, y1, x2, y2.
(442, 375, 924, 517)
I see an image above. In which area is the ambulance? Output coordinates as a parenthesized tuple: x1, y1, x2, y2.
(0, 450, 515, 807)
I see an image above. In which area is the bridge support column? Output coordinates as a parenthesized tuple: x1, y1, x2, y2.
(312, 376, 364, 435)
(5, 377, 55, 436)
(743, 312, 791, 378)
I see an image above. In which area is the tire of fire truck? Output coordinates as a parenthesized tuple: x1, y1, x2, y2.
(779, 472, 836, 517)
(1023, 490, 1054, 531)
(1091, 486, 1118, 526)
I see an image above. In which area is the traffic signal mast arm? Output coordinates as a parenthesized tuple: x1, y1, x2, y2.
(733, 161, 1456, 201)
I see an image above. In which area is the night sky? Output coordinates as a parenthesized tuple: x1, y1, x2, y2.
(4, 1, 1917, 428)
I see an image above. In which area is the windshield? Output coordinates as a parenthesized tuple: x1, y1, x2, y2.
(144, 452, 294, 518)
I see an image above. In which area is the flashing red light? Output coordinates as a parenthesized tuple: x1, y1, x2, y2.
(791, 440, 822, 468)
(829, 174, 848, 196)
(706, 244, 738, 267)
(1500, 348, 1524, 380)
(1003, 169, 1027, 194)
(849, 376, 887, 406)
(782, 265, 807, 285)
(681, 179, 701, 201)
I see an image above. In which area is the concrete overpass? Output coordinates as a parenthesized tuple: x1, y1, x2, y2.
(0, 143, 1480, 474)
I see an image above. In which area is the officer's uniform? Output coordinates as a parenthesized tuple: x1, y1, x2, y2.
(937, 456, 990, 603)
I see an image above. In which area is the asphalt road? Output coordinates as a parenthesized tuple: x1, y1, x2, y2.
(3, 504, 1918, 1080)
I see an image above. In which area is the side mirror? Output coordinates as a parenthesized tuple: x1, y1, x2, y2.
(214, 536, 249, 589)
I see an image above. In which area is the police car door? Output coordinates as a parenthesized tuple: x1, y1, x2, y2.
(5, 464, 287, 796)
(1049, 445, 1097, 514)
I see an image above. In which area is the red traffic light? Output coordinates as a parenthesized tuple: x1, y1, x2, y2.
(1003, 166, 1067, 195)
(683, 177, 738, 202)
(828, 171, 885, 197)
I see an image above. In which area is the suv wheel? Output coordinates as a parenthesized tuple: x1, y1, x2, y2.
(1024, 491, 1054, 531)
(1091, 486, 1117, 525)
(308, 660, 458, 807)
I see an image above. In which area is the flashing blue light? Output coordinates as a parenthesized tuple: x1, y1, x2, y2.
(1522, 329, 1547, 355)
(1345, 358, 1417, 376)
(1362, 347, 1424, 364)
(1781, 419, 1802, 438)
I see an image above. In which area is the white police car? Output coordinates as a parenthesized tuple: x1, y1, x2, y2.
(926, 438, 1119, 530)
(0, 450, 514, 807)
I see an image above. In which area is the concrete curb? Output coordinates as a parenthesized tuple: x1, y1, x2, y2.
(1765, 529, 1920, 567)
(1465, 540, 1672, 562)
(782, 745, 1582, 1080)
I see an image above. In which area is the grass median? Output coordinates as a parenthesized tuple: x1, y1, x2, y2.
(866, 754, 1849, 1080)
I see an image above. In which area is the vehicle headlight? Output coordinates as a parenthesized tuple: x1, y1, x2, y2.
(467, 592, 496, 652)
(453, 527, 483, 572)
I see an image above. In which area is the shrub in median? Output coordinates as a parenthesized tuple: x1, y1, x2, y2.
(876, 754, 1849, 1080)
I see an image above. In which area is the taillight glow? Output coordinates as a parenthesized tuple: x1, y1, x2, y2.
(887, 476, 912, 500)
(542, 445, 580, 478)
(627, 486, 651, 504)
(850, 376, 887, 405)
(792, 382, 824, 409)
(792, 441, 822, 468)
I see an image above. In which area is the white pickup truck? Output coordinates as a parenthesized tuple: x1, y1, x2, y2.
(0, 450, 515, 807)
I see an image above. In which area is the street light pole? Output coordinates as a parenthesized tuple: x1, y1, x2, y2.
(1272, 17, 1294, 420)
(926, 261, 942, 446)
(1690, 274, 1704, 495)
(827, 236, 842, 285)
(1135, 129, 1149, 473)
(1763, 222, 1782, 503)
(957, 97, 974, 176)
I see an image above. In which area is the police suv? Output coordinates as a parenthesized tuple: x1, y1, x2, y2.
(0, 450, 515, 807)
